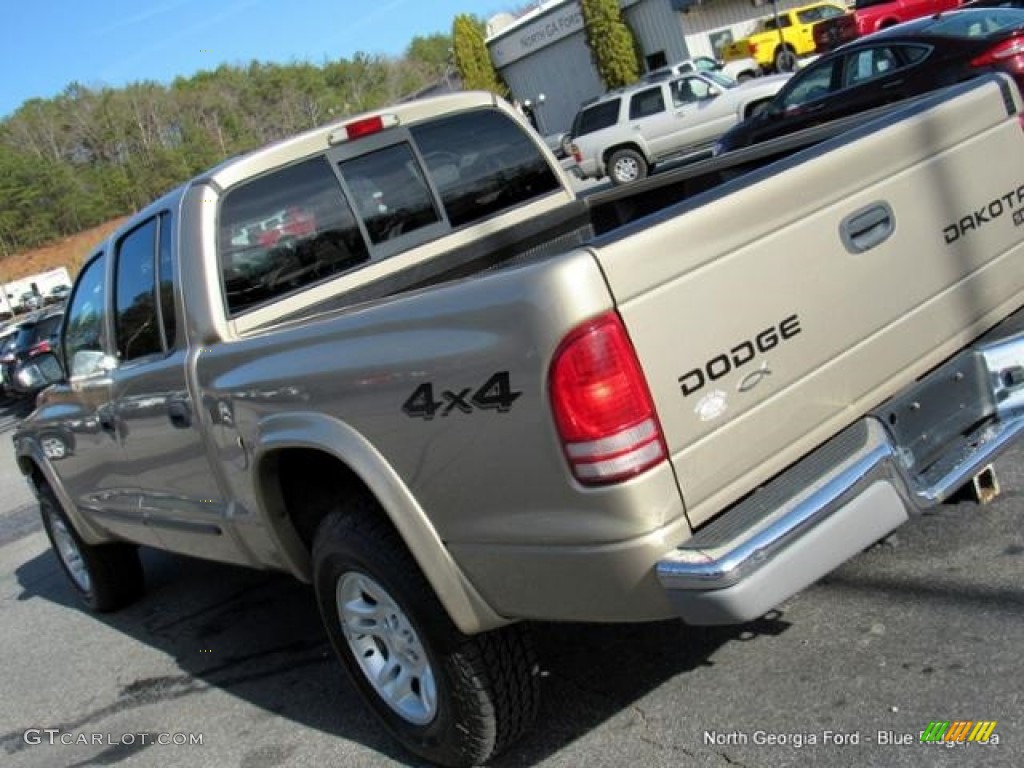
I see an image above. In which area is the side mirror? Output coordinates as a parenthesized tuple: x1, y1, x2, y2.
(13, 352, 65, 392)
(706, 86, 721, 99)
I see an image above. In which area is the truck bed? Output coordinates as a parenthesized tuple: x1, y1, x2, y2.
(595, 74, 1024, 526)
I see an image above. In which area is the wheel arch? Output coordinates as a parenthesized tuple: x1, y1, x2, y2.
(602, 141, 649, 168)
(253, 411, 508, 635)
(14, 440, 110, 545)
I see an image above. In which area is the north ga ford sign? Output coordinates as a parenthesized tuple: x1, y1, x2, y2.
(488, 2, 585, 67)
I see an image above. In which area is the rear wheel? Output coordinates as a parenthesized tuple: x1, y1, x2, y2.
(607, 148, 648, 185)
(774, 46, 799, 73)
(37, 483, 144, 612)
(312, 504, 540, 767)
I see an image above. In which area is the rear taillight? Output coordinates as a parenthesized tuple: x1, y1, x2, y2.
(549, 312, 667, 485)
(571, 143, 582, 163)
(29, 339, 51, 356)
(748, 42, 758, 57)
(971, 35, 1024, 68)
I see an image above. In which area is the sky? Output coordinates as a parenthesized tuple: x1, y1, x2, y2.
(0, 0, 506, 118)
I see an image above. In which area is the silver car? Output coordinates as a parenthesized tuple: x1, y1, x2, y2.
(568, 72, 791, 184)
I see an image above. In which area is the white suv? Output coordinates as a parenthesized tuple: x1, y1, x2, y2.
(568, 71, 790, 185)
(643, 55, 761, 84)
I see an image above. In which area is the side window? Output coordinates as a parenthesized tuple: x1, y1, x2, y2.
(573, 100, 620, 137)
(114, 218, 162, 362)
(780, 59, 839, 110)
(410, 110, 561, 228)
(158, 213, 177, 348)
(898, 45, 929, 65)
(629, 87, 666, 119)
(219, 156, 369, 316)
(672, 78, 699, 106)
(338, 144, 440, 245)
(64, 252, 108, 378)
(844, 47, 901, 88)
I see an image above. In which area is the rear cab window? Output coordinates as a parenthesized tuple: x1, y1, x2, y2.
(572, 100, 621, 138)
(218, 108, 560, 317)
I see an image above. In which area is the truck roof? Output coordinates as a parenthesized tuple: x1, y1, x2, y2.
(202, 91, 501, 192)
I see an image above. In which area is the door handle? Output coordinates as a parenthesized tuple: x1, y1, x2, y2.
(840, 202, 895, 254)
(168, 400, 192, 429)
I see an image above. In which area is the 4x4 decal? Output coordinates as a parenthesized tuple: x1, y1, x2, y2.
(402, 371, 522, 419)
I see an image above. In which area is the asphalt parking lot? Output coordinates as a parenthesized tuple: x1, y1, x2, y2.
(0, 395, 1022, 768)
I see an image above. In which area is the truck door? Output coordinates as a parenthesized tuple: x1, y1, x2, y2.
(107, 213, 242, 562)
(626, 84, 679, 161)
(53, 250, 159, 545)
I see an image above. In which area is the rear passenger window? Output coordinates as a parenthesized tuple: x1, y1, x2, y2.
(114, 218, 162, 362)
(573, 100, 620, 137)
(219, 157, 369, 316)
(158, 213, 177, 348)
(630, 87, 666, 119)
(410, 110, 561, 227)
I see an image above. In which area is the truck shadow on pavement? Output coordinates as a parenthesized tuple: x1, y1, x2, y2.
(11, 546, 790, 766)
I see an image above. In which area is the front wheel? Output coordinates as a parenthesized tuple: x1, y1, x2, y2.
(37, 483, 144, 612)
(312, 507, 540, 767)
(607, 148, 648, 185)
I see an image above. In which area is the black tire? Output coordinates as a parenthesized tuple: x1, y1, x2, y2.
(312, 503, 540, 767)
(774, 47, 798, 73)
(37, 483, 144, 612)
(607, 148, 648, 185)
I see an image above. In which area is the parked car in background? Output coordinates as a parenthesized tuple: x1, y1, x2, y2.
(644, 55, 762, 83)
(568, 71, 790, 184)
(46, 284, 71, 305)
(722, 2, 848, 72)
(2, 309, 64, 397)
(814, 0, 963, 53)
(0, 326, 19, 398)
(715, 7, 1024, 153)
(19, 291, 42, 312)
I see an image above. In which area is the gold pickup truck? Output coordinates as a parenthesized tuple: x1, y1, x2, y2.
(15, 75, 1024, 767)
(723, 1, 847, 71)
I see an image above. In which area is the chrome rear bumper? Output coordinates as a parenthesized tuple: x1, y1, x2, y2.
(657, 316, 1024, 625)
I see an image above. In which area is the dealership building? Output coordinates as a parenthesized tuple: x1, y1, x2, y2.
(485, 0, 813, 134)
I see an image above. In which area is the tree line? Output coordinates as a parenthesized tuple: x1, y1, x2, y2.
(0, 34, 453, 258)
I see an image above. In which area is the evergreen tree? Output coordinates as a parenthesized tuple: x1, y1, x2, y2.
(452, 15, 508, 97)
(580, 0, 640, 89)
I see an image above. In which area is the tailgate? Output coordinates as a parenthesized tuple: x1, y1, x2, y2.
(592, 76, 1024, 528)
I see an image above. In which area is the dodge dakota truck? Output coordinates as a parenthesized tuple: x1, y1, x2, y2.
(14, 75, 1024, 766)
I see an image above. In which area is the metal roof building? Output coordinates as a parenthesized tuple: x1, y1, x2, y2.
(485, 0, 813, 135)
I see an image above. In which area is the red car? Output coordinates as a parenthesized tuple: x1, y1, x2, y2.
(815, 0, 964, 52)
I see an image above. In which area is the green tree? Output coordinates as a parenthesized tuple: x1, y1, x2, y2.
(580, 0, 640, 89)
(452, 15, 508, 97)
(406, 33, 453, 80)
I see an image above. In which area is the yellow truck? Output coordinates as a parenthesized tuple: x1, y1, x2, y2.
(723, 2, 847, 72)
